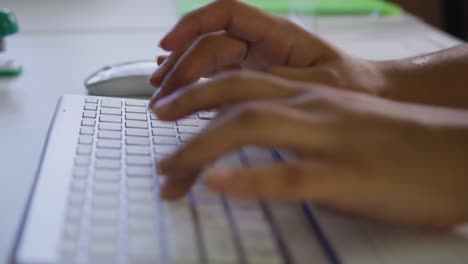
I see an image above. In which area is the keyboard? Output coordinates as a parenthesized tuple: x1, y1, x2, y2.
(15, 95, 332, 264)
(14, 30, 468, 264)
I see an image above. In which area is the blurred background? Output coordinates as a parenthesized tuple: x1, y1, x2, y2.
(390, 0, 468, 40)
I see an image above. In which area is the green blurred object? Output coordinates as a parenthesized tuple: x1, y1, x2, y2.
(177, 0, 401, 16)
(0, 8, 19, 38)
(0, 8, 21, 78)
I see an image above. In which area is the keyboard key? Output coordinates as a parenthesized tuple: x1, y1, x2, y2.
(126, 137, 150, 146)
(99, 123, 122, 131)
(89, 224, 119, 241)
(127, 166, 153, 177)
(95, 170, 121, 181)
(229, 198, 281, 263)
(176, 119, 199, 126)
(95, 159, 121, 170)
(98, 131, 121, 140)
(78, 135, 93, 145)
(127, 178, 154, 190)
(126, 156, 152, 166)
(68, 191, 86, 207)
(84, 103, 98, 111)
(97, 140, 121, 149)
(163, 199, 199, 263)
(83, 110, 97, 118)
(127, 191, 155, 205)
(91, 210, 120, 225)
(193, 188, 239, 263)
(60, 238, 78, 259)
(71, 178, 87, 192)
(128, 203, 156, 219)
(198, 111, 213, 120)
(82, 118, 96, 127)
(153, 136, 178, 145)
(126, 106, 147, 113)
(96, 149, 121, 159)
(86, 97, 99, 104)
(154, 145, 177, 155)
(92, 195, 120, 208)
(151, 120, 174, 128)
(73, 167, 89, 178)
(179, 133, 194, 143)
(94, 181, 120, 194)
(152, 128, 175, 137)
(150, 113, 158, 120)
(66, 207, 83, 224)
(62, 221, 80, 241)
(76, 145, 92, 155)
(101, 108, 122, 116)
(178, 126, 201, 134)
(126, 146, 151, 156)
(126, 121, 148, 129)
(185, 114, 197, 119)
(126, 128, 149, 137)
(128, 217, 156, 234)
(125, 100, 147, 107)
(80, 127, 95, 136)
(101, 99, 122, 108)
(100, 115, 122, 123)
(126, 113, 147, 121)
(75, 155, 91, 167)
(128, 236, 159, 262)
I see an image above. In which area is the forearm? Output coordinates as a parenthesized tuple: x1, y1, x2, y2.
(378, 44, 468, 108)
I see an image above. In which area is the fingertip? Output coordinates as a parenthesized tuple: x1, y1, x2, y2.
(160, 184, 186, 201)
(159, 35, 174, 51)
(206, 168, 236, 191)
(156, 157, 173, 175)
(148, 76, 160, 88)
(156, 55, 167, 65)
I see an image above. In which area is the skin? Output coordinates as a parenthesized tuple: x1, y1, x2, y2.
(148, 0, 468, 228)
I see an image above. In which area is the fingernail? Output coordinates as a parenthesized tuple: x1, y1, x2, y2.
(206, 169, 235, 189)
(152, 92, 177, 114)
(153, 97, 171, 114)
(149, 70, 163, 87)
(157, 155, 179, 175)
(149, 89, 163, 109)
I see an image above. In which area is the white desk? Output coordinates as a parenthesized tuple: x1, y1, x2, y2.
(0, 1, 462, 263)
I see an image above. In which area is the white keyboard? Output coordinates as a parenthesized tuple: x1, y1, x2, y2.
(15, 95, 332, 264)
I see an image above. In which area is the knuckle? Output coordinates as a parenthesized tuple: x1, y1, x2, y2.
(279, 163, 307, 190)
(194, 33, 218, 49)
(233, 103, 269, 128)
(219, 71, 249, 87)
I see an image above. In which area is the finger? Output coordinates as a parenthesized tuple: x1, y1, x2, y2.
(205, 161, 357, 201)
(157, 103, 338, 179)
(153, 33, 248, 103)
(160, 172, 198, 200)
(268, 66, 339, 87)
(160, 0, 279, 51)
(157, 55, 168, 65)
(151, 71, 301, 120)
(149, 49, 185, 88)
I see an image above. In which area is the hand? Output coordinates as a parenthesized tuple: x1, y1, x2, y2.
(155, 71, 468, 228)
(149, 0, 388, 106)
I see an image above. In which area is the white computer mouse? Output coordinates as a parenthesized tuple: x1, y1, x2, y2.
(85, 60, 158, 97)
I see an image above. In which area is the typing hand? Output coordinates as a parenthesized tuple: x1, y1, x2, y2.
(154, 71, 468, 228)
(148, 0, 386, 107)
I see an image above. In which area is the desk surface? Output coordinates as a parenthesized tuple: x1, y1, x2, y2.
(0, 1, 461, 263)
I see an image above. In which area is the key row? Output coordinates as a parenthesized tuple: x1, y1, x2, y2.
(85, 98, 147, 107)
